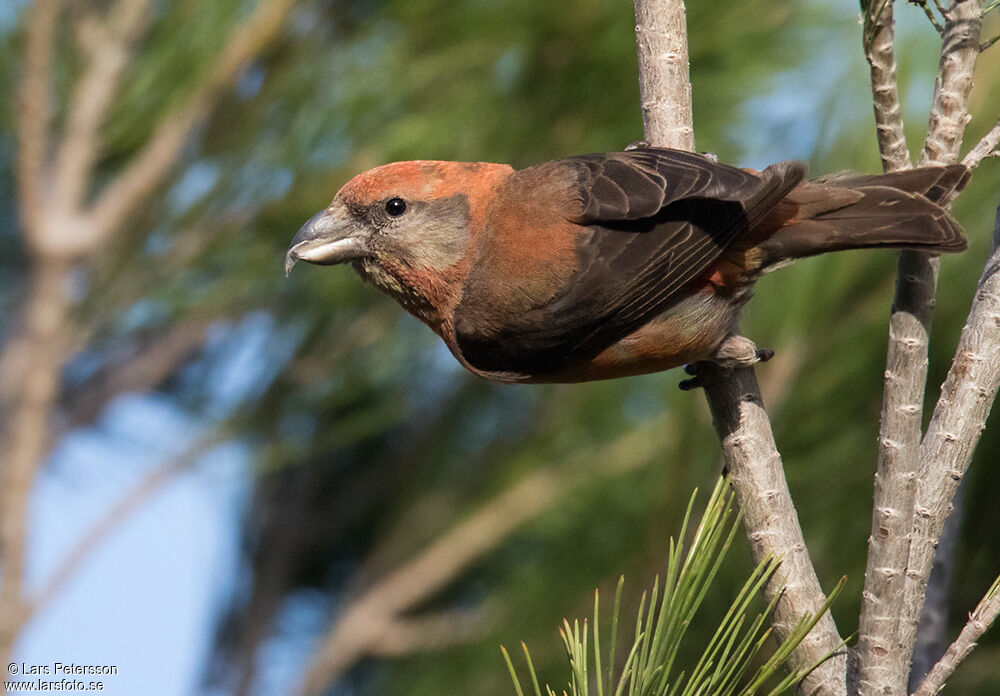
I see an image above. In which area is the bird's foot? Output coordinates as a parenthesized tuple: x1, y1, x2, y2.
(678, 361, 732, 391)
(678, 348, 775, 390)
(625, 140, 650, 151)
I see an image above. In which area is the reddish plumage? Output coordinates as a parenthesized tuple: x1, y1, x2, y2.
(285, 147, 968, 385)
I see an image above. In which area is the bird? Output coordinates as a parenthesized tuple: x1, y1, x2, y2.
(285, 147, 968, 388)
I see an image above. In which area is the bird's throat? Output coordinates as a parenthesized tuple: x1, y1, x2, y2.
(355, 258, 451, 330)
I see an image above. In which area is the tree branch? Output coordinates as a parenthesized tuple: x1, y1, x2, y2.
(898, 195, 1000, 673)
(907, 484, 964, 691)
(863, 0, 911, 171)
(962, 117, 1000, 170)
(1, 0, 300, 669)
(88, 0, 298, 243)
(58, 318, 212, 432)
(910, 574, 1000, 696)
(886, 3, 985, 684)
(633, 0, 695, 152)
(859, 241, 937, 696)
(3, 3, 67, 663)
(31, 428, 229, 612)
(0, 262, 72, 667)
(920, 1, 981, 168)
(52, 0, 154, 214)
(295, 422, 664, 696)
(856, 0, 928, 688)
(913, 0, 946, 36)
(631, 2, 846, 695)
(14, 0, 60, 237)
(858, 3, 983, 693)
(703, 372, 848, 696)
(368, 606, 493, 658)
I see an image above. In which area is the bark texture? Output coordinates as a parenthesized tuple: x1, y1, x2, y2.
(900, 198, 1000, 679)
(895, 3, 983, 689)
(857, 2, 983, 694)
(857, 0, 924, 688)
(864, 1, 911, 171)
(703, 374, 848, 696)
(632, 2, 846, 695)
(633, 0, 695, 152)
(962, 117, 1000, 169)
(911, 571, 1000, 696)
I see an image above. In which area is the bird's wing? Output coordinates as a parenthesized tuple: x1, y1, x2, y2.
(454, 148, 805, 376)
(570, 148, 779, 221)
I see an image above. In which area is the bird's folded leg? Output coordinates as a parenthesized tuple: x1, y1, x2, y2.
(712, 334, 774, 367)
(678, 335, 774, 390)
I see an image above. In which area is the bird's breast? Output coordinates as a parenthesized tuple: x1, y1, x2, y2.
(538, 289, 739, 382)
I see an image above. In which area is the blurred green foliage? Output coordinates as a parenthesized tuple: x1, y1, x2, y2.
(2, 0, 999, 694)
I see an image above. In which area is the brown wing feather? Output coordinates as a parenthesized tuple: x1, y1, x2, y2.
(815, 165, 970, 205)
(453, 148, 805, 376)
(758, 166, 969, 263)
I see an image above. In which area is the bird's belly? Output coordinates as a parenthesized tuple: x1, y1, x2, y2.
(541, 291, 739, 382)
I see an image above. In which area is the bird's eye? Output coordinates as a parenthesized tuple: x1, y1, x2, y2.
(385, 197, 407, 217)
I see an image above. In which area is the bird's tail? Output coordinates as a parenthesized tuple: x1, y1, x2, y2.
(756, 165, 970, 266)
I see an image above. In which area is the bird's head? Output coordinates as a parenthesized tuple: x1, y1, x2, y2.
(285, 160, 512, 318)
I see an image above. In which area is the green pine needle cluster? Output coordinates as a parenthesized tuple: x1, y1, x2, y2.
(503, 478, 846, 696)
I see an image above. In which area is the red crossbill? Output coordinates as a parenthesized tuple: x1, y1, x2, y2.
(285, 147, 967, 387)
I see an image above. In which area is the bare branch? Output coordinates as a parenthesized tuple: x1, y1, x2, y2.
(857, 1, 921, 680)
(863, 0, 912, 171)
(58, 318, 212, 432)
(369, 606, 493, 658)
(633, 0, 695, 152)
(879, 4, 986, 683)
(52, 0, 155, 214)
(911, 574, 1000, 696)
(859, 3, 983, 693)
(31, 428, 230, 612)
(703, 371, 848, 696)
(631, 2, 846, 694)
(3, 4, 299, 668)
(899, 196, 1000, 668)
(15, 0, 60, 238)
(3, 3, 66, 661)
(962, 117, 1000, 170)
(0, 262, 72, 666)
(88, 0, 298, 242)
(295, 423, 663, 696)
(858, 245, 937, 696)
(907, 485, 964, 690)
(920, 1, 981, 168)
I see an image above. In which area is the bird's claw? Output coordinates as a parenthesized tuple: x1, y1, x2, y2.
(756, 348, 775, 362)
(678, 361, 731, 390)
(679, 349, 774, 390)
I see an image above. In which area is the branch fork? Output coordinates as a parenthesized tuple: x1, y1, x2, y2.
(1, 0, 300, 669)
(635, 3, 1000, 696)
